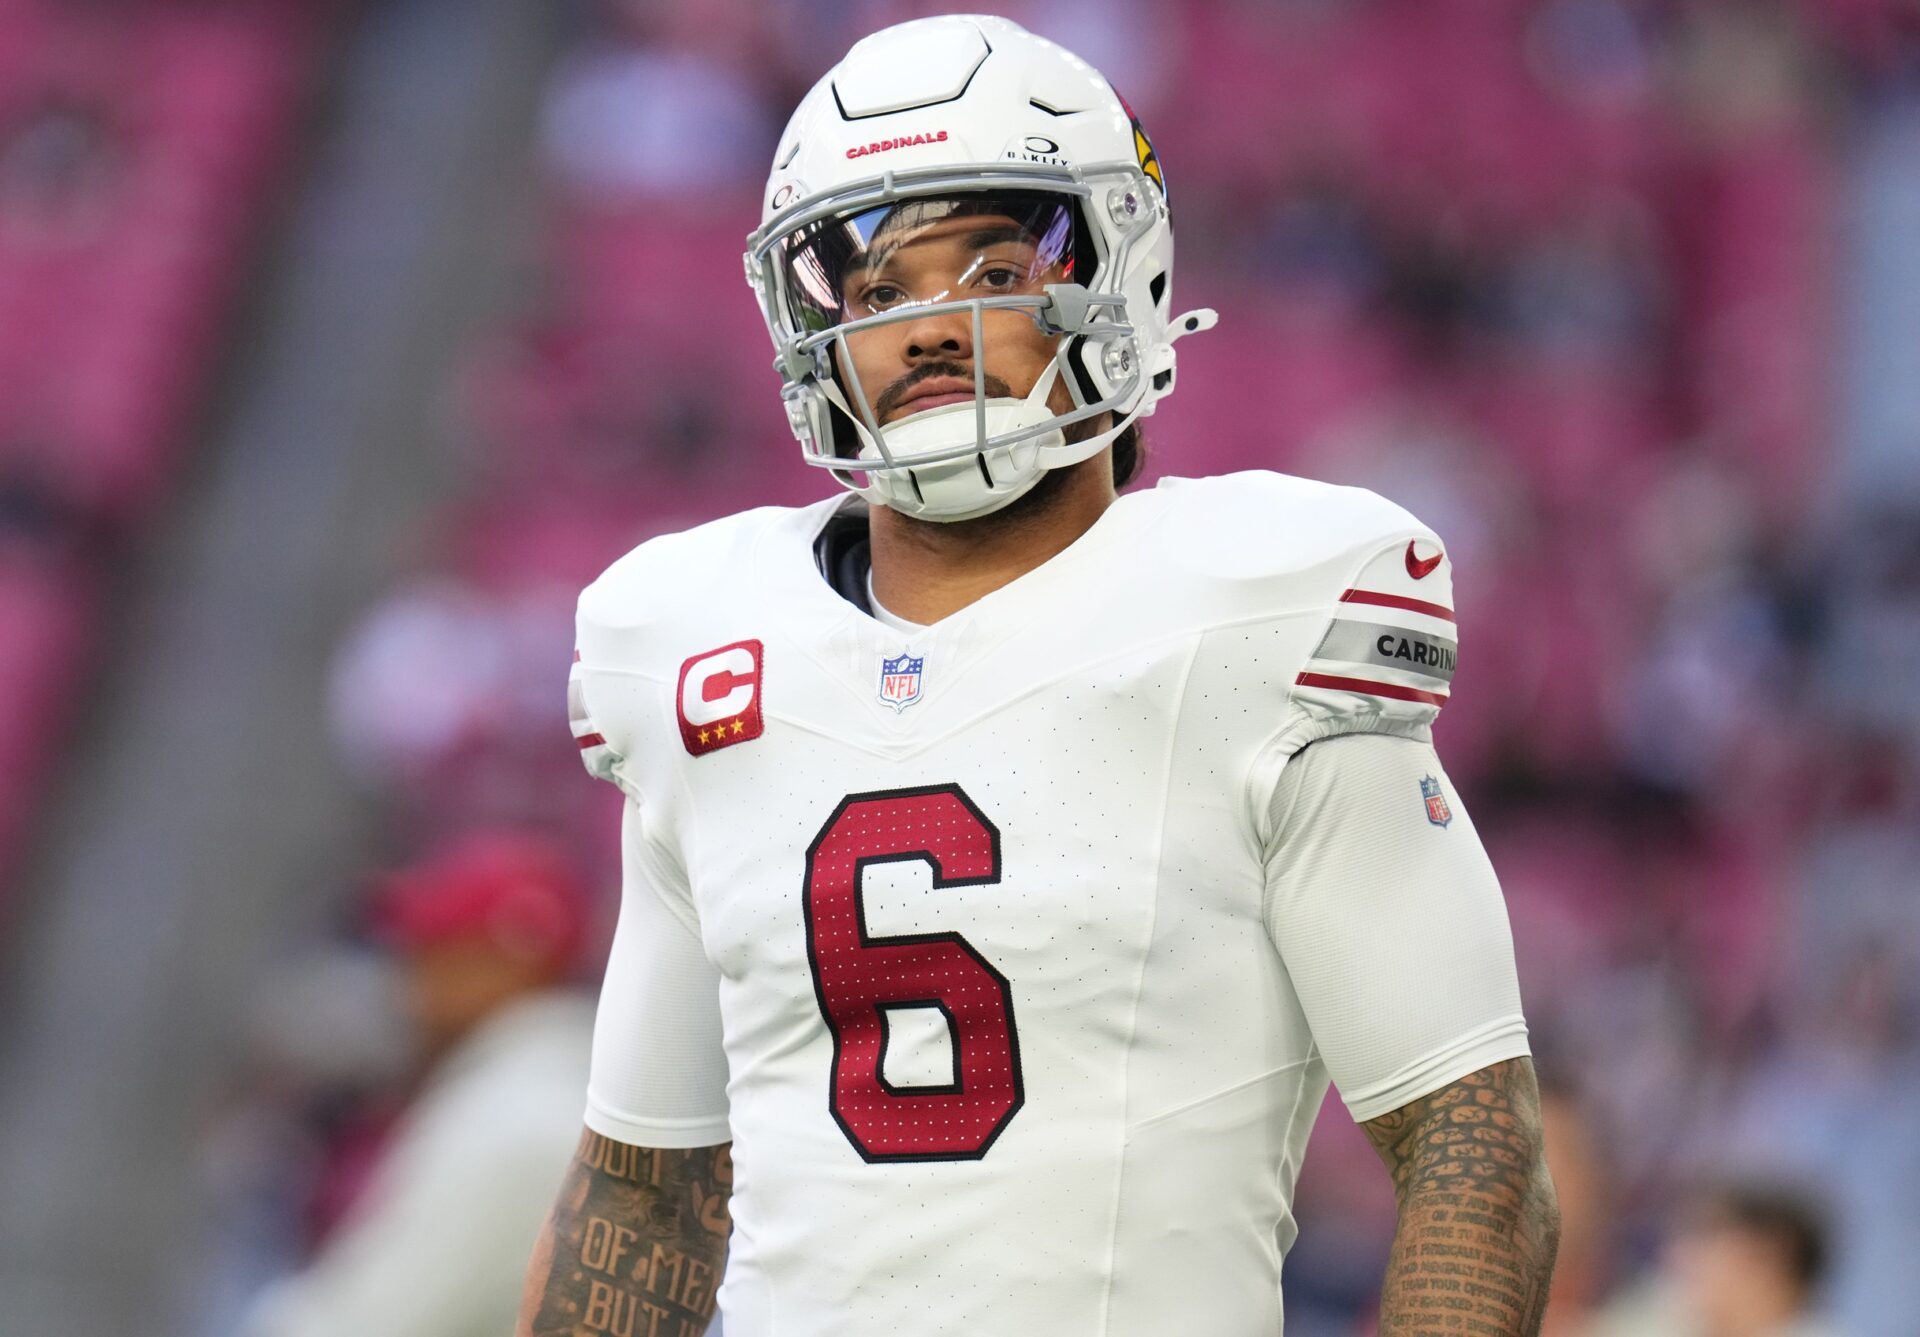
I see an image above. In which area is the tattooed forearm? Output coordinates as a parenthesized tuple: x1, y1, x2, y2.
(518, 1128, 732, 1337)
(1362, 1058, 1560, 1336)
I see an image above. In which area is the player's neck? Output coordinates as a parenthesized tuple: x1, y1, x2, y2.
(867, 452, 1117, 625)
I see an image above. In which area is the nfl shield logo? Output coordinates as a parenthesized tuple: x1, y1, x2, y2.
(878, 652, 925, 712)
(1420, 774, 1452, 828)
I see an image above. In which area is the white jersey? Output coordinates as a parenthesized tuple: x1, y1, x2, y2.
(569, 470, 1528, 1336)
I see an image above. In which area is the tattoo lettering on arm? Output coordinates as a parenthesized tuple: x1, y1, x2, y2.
(518, 1129, 732, 1337)
(1362, 1058, 1561, 1336)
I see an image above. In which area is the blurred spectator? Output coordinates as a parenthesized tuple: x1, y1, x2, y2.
(326, 576, 565, 791)
(0, 90, 123, 246)
(1817, 507, 1920, 744)
(1539, 1083, 1612, 1336)
(1593, 1181, 1838, 1337)
(540, 41, 771, 201)
(0, 460, 89, 561)
(194, 947, 414, 1334)
(240, 832, 596, 1337)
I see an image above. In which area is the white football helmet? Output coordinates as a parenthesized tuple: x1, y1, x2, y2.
(744, 14, 1216, 522)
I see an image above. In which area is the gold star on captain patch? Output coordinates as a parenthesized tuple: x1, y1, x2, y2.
(697, 728, 710, 744)
(731, 719, 746, 736)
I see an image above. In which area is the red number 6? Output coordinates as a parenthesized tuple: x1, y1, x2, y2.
(802, 784, 1023, 1162)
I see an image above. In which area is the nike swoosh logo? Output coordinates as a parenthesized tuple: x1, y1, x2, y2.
(1405, 540, 1443, 580)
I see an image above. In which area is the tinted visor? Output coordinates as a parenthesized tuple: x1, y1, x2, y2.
(778, 192, 1076, 336)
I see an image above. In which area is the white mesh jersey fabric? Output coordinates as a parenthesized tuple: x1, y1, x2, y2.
(1261, 733, 1528, 1123)
(566, 469, 1533, 1337)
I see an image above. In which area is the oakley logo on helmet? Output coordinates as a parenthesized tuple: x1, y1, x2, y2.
(847, 130, 950, 159)
(1003, 132, 1068, 167)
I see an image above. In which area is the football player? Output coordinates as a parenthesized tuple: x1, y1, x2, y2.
(519, 16, 1557, 1337)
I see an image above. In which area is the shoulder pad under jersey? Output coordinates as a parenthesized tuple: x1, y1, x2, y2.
(1153, 471, 1458, 752)
(569, 504, 807, 784)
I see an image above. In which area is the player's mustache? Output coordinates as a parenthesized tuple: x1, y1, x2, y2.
(875, 362, 1013, 419)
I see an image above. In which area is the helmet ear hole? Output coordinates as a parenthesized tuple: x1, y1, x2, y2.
(1063, 335, 1103, 408)
(1148, 269, 1167, 315)
(826, 397, 865, 460)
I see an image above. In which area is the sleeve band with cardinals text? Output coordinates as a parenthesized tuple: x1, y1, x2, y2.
(1259, 531, 1459, 767)
(1250, 529, 1529, 1123)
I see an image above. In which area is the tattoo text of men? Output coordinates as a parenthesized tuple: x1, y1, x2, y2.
(1362, 1059, 1560, 1336)
(521, 1131, 732, 1337)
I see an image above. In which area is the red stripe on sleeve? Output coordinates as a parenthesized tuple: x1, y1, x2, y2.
(1339, 588, 1455, 622)
(1294, 671, 1449, 707)
(576, 732, 607, 749)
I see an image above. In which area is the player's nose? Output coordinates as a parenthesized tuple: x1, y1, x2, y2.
(901, 304, 971, 363)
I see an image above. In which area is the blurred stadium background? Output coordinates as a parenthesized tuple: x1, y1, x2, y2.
(0, 0, 1914, 1334)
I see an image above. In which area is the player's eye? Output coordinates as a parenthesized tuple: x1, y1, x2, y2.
(857, 282, 909, 311)
(976, 265, 1023, 291)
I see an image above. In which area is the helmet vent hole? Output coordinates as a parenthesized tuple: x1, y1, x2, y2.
(1149, 271, 1167, 309)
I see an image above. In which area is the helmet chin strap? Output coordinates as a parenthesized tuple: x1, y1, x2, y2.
(879, 402, 1057, 520)
(838, 357, 1106, 523)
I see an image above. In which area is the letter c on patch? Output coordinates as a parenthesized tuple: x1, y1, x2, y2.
(681, 646, 757, 725)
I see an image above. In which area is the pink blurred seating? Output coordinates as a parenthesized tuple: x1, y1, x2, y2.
(0, 0, 331, 896)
